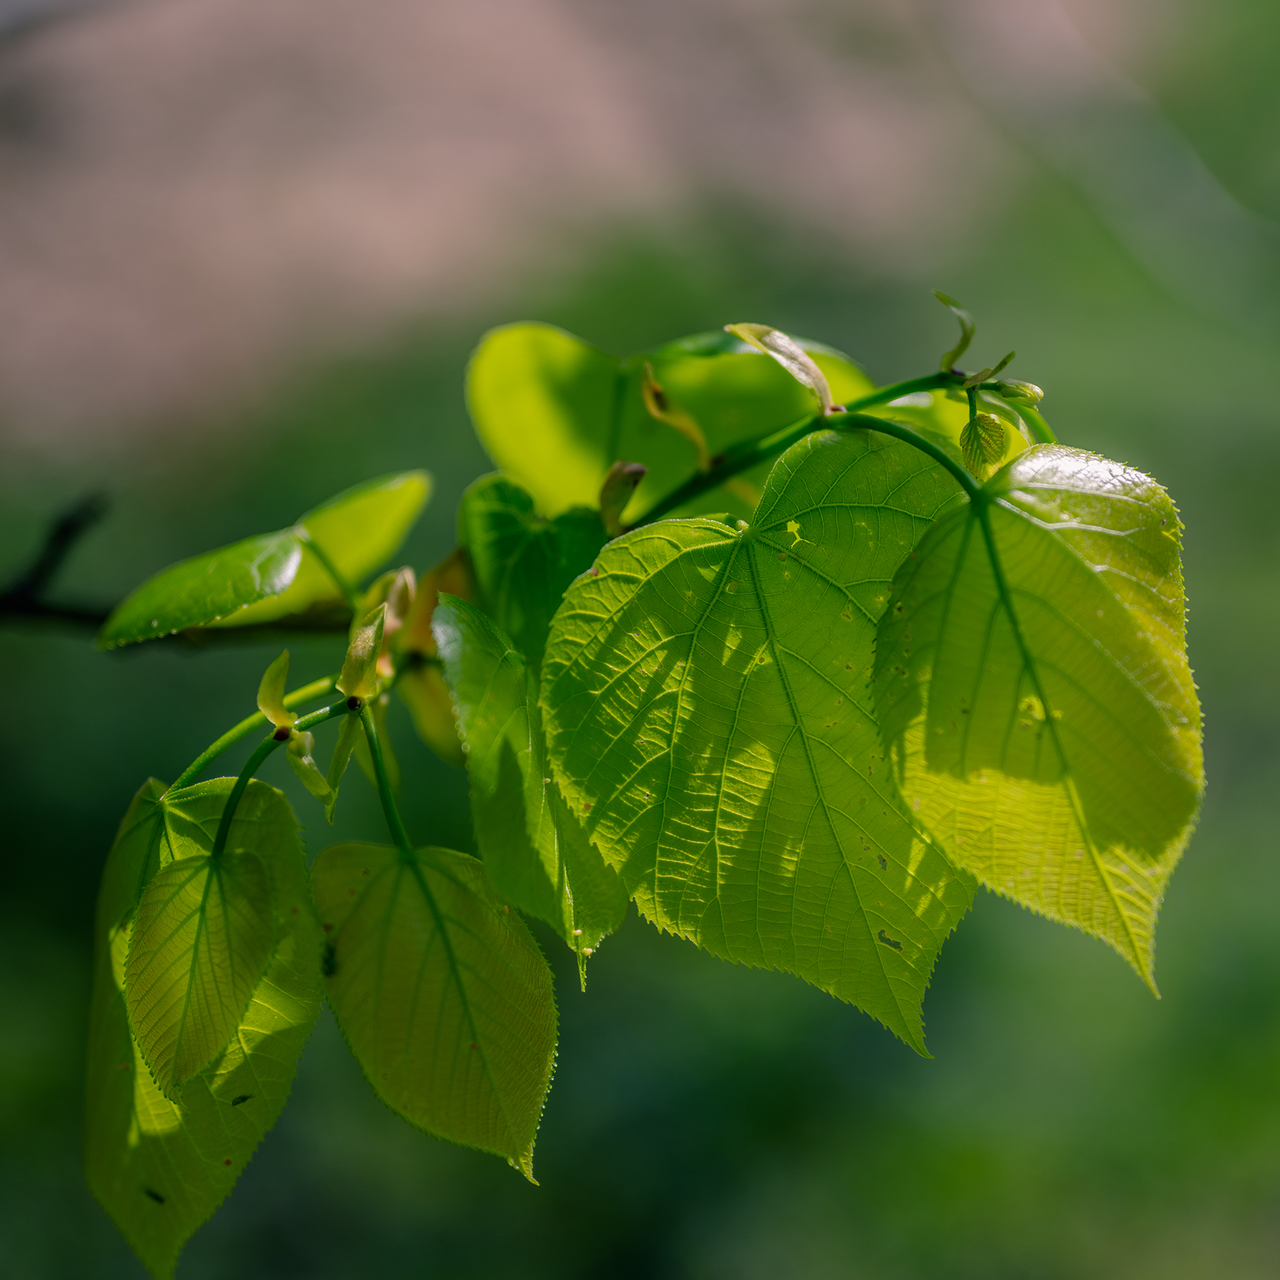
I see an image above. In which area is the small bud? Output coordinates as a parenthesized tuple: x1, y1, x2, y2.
(995, 379, 1044, 406)
(599, 460, 648, 537)
(641, 363, 712, 472)
(725, 323, 835, 415)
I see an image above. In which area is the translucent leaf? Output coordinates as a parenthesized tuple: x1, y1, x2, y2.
(312, 842, 557, 1179)
(337, 603, 386, 698)
(960, 411, 1006, 478)
(458, 474, 606, 666)
(434, 595, 627, 970)
(540, 429, 976, 1050)
(126, 847, 277, 1094)
(873, 445, 1204, 985)
(99, 471, 430, 648)
(324, 711, 363, 823)
(397, 663, 465, 769)
(723, 323, 835, 414)
(466, 323, 874, 523)
(86, 778, 321, 1280)
(256, 650, 296, 732)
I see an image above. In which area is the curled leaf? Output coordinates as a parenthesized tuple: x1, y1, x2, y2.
(337, 604, 387, 700)
(287, 731, 335, 806)
(599, 461, 648, 537)
(934, 291, 975, 371)
(256, 650, 296, 734)
(724, 323, 836, 414)
(641, 363, 712, 472)
(963, 350, 1015, 389)
(997, 378, 1045, 406)
(324, 712, 363, 823)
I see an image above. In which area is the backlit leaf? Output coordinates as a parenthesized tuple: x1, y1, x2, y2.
(126, 851, 277, 1094)
(99, 471, 430, 648)
(541, 428, 975, 1050)
(435, 595, 627, 969)
(86, 778, 320, 1280)
(873, 445, 1203, 984)
(466, 323, 874, 522)
(312, 842, 557, 1178)
(458, 474, 606, 666)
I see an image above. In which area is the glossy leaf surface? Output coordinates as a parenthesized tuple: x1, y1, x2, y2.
(85, 779, 320, 1280)
(874, 445, 1203, 983)
(458, 474, 606, 666)
(100, 470, 430, 647)
(466, 323, 874, 522)
(435, 595, 627, 966)
(541, 429, 975, 1049)
(312, 842, 557, 1178)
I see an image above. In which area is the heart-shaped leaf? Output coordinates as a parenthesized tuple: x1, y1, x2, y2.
(85, 778, 320, 1280)
(873, 445, 1203, 984)
(312, 842, 557, 1179)
(540, 428, 975, 1050)
(126, 849, 276, 1095)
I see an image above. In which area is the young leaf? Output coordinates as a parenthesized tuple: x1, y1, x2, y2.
(86, 778, 320, 1280)
(641, 362, 711, 472)
(960, 411, 1006, 478)
(286, 730, 334, 806)
(723, 323, 836, 414)
(466, 323, 875, 522)
(398, 661, 465, 769)
(540, 429, 975, 1050)
(256, 650, 296, 733)
(337, 603, 387, 699)
(873, 445, 1203, 985)
(458, 474, 606, 667)
(126, 850, 276, 1095)
(324, 711, 363, 823)
(99, 471, 430, 648)
(312, 842, 557, 1179)
(434, 595, 627, 969)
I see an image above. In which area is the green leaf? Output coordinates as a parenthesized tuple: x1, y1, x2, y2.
(99, 470, 431, 648)
(312, 842, 557, 1179)
(434, 595, 627, 970)
(723, 323, 835, 414)
(458, 474, 606, 666)
(324, 711, 363, 823)
(540, 428, 975, 1050)
(466, 323, 874, 523)
(126, 845, 278, 1095)
(338, 603, 387, 698)
(873, 445, 1203, 985)
(256, 650, 296, 732)
(86, 778, 321, 1280)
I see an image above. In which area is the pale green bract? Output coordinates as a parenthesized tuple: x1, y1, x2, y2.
(311, 842, 558, 1180)
(434, 595, 628, 973)
(99, 470, 431, 647)
(85, 778, 321, 1280)
(540, 428, 976, 1051)
(457, 473, 606, 666)
(873, 445, 1204, 985)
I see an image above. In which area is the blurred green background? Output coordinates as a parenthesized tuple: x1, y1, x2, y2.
(3, 1, 1280, 1277)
